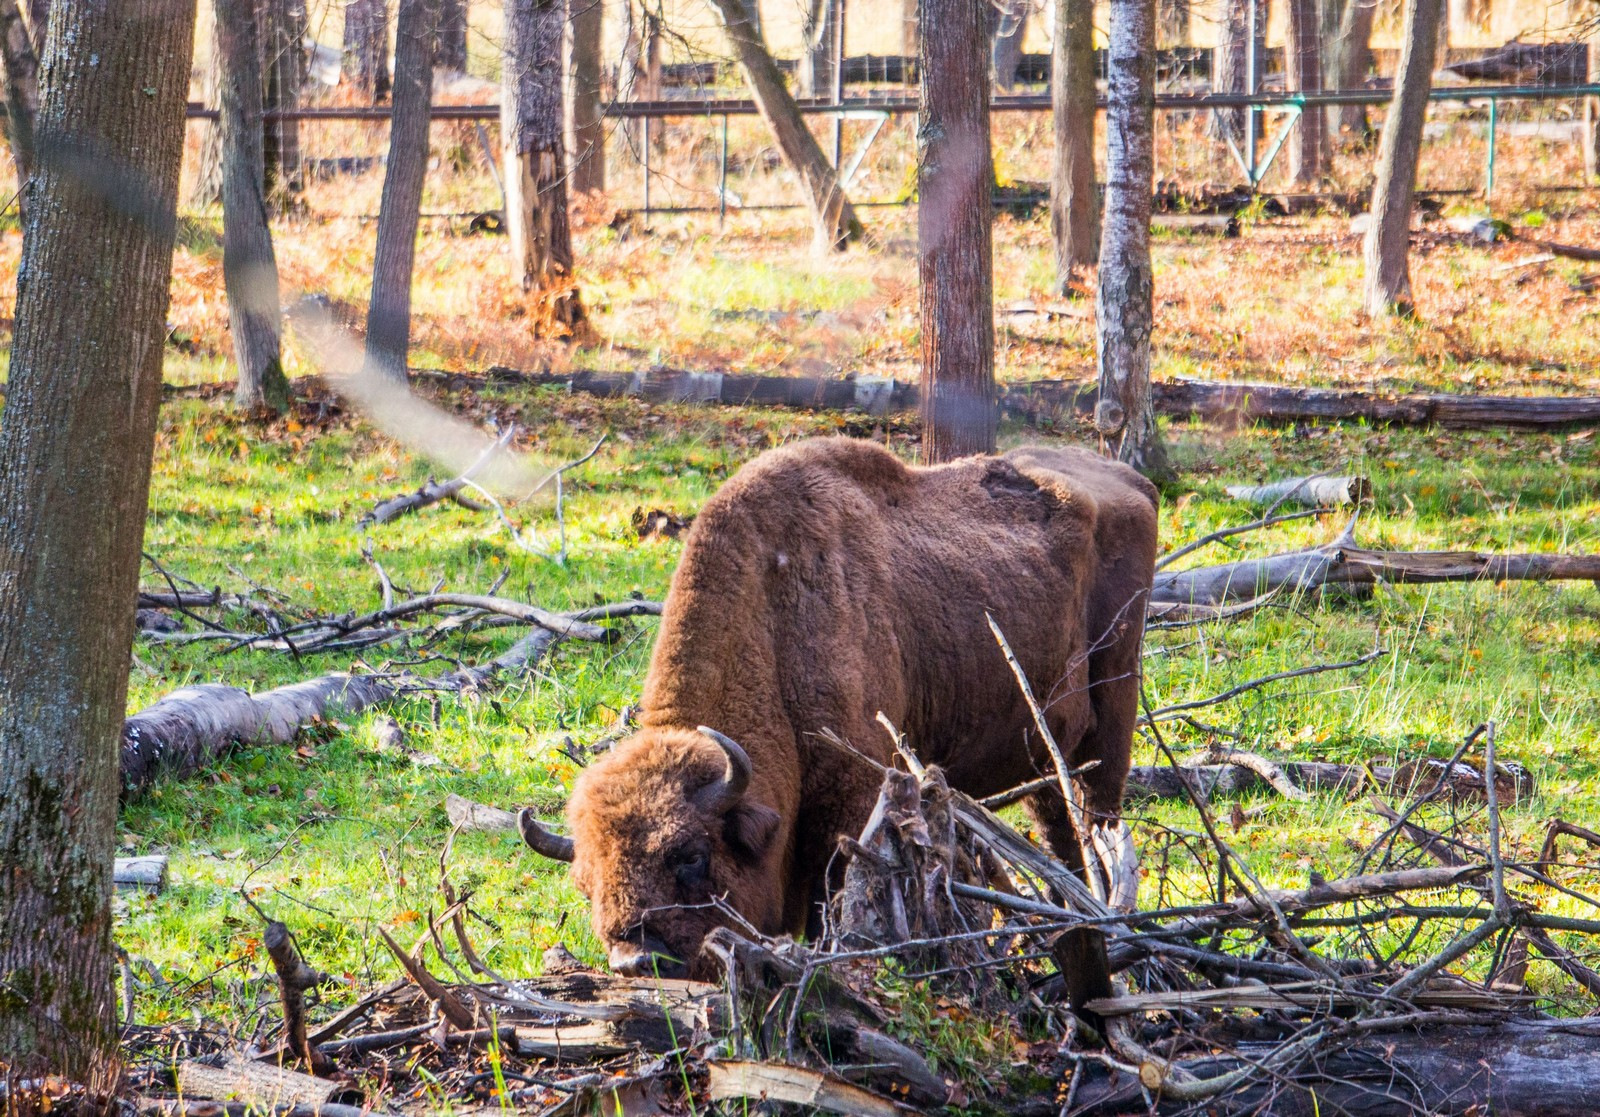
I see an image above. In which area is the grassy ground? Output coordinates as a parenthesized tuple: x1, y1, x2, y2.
(0, 116, 1587, 1050)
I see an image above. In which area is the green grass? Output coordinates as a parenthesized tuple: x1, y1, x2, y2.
(113, 374, 1600, 1031)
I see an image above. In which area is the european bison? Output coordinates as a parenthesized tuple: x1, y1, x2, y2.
(520, 437, 1158, 977)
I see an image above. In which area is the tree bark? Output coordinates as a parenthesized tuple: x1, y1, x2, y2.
(1363, 0, 1441, 317)
(0, 0, 39, 216)
(799, 0, 835, 97)
(343, 0, 391, 100)
(261, 0, 304, 205)
(1211, 0, 1261, 145)
(1097, 0, 1171, 480)
(366, 0, 441, 384)
(917, 0, 995, 463)
(217, 0, 290, 413)
(23, 0, 41, 54)
(900, 0, 917, 63)
(434, 0, 467, 71)
(1585, 27, 1598, 180)
(991, 0, 1030, 90)
(0, 0, 195, 1088)
(705, 0, 862, 253)
(568, 0, 604, 193)
(1157, 0, 1190, 47)
(1331, 0, 1377, 143)
(1051, 0, 1098, 287)
(1286, 0, 1326, 183)
(192, 33, 224, 206)
(503, 0, 586, 332)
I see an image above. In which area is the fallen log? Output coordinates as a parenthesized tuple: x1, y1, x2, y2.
(113, 855, 168, 892)
(425, 367, 1600, 432)
(1061, 1019, 1600, 1116)
(1224, 475, 1371, 508)
(174, 1056, 345, 1112)
(1152, 520, 1600, 607)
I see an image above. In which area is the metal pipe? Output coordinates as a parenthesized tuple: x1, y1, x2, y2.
(1485, 96, 1497, 198)
(1246, 0, 1259, 183)
(719, 113, 729, 224)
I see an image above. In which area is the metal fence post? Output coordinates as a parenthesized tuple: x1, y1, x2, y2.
(1484, 96, 1497, 199)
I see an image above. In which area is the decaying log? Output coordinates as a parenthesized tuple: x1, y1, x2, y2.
(113, 855, 168, 892)
(1061, 1019, 1600, 1116)
(1224, 475, 1371, 508)
(444, 793, 520, 833)
(1152, 519, 1600, 608)
(1125, 755, 1534, 804)
(433, 366, 1600, 432)
(705, 1060, 916, 1117)
(175, 1056, 344, 1111)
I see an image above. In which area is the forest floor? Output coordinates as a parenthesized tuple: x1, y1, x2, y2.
(5, 115, 1598, 1090)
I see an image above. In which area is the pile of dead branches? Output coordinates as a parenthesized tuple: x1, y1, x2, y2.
(125, 720, 1600, 1117)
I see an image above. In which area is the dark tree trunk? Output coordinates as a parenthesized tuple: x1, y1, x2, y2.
(799, 0, 834, 97)
(0, 0, 196, 1088)
(917, 0, 995, 464)
(1331, 0, 1378, 142)
(0, 0, 39, 216)
(434, 0, 467, 71)
(991, 0, 1028, 90)
(1097, 0, 1171, 480)
(1286, 0, 1327, 183)
(1211, 0, 1262, 146)
(568, 0, 604, 193)
(1052, 0, 1098, 287)
(343, 0, 391, 99)
(1363, 0, 1442, 316)
(367, 0, 441, 383)
(503, 0, 586, 329)
(261, 0, 305, 203)
(706, 0, 862, 253)
(217, 0, 290, 412)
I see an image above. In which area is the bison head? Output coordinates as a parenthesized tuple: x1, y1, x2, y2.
(520, 726, 783, 979)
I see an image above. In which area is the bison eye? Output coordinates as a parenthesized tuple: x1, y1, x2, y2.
(672, 850, 710, 888)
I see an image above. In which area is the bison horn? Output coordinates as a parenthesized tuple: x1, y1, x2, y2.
(518, 808, 575, 863)
(696, 726, 752, 810)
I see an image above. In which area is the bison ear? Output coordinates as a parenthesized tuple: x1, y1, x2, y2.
(723, 801, 780, 861)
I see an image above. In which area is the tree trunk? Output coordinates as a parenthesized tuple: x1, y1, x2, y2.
(614, 0, 642, 153)
(1585, 30, 1598, 180)
(218, 0, 290, 412)
(901, 0, 917, 63)
(367, 0, 441, 384)
(568, 0, 604, 193)
(992, 0, 1029, 90)
(503, 0, 586, 329)
(1332, 0, 1377, 142)
(343, 0, 391, 100)
(1363, 0, 1441, 317)
(1052, 0, 1098, 287)
(0, 0, 195, 1088)
(261, 0, 304, 205)
(0, 0, 39, 216)
(192, 34, 224, 206)
(799, 0, 835, 97)
(1097, 0, 1171, 480)
(1286, 0, 1326, 183)
(705, 0, 862, 253)
(23, 0, 41, 54)
(1211, 0, 1262, 145)
(434, 0, 467, 71)
(917, 0, 995, 464)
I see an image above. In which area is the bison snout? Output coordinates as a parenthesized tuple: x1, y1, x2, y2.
(607, 936, 688, 979)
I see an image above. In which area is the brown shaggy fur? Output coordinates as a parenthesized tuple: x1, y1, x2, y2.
(563, 437, 1158, 976)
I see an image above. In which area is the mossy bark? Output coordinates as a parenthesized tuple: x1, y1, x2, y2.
(0, 0, 196, 1088)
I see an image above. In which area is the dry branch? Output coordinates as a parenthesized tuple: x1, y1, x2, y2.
(263, 922, 334, 1074)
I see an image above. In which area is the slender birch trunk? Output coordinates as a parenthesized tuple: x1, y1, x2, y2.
(1052, 0, 1098, 287)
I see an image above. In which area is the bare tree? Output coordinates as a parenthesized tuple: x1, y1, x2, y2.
(1286, 0, 1327, 183)
(900, 0, 916, 62)
(0, 0, 39, 214)
(1097, 0, 1170, 480)
(918, 0, 995, 463)
(706, 0, 862, 252)
(799, 0, 836, 97)
(344, 0, 391, 99)
(992, 0, 1030, 90)
(568, 0, 605, 194)
(262, 0, 304, 203)
(504, 0, 586, 329)
(1052, 0, 1097, 289)
(435, 0, 468, 71)
(1157, 0, 1190, 45)
(368, 0, 442, 383)
(0, 0, 196, 1087)
(1363, 0, 1442, 317)
(1211, 0, 1262, 145)
(218, 0, 290, 411)
(1585, 17, 1598, 180)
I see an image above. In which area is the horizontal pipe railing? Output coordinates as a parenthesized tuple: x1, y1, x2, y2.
(184, 83, 1600, 123)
